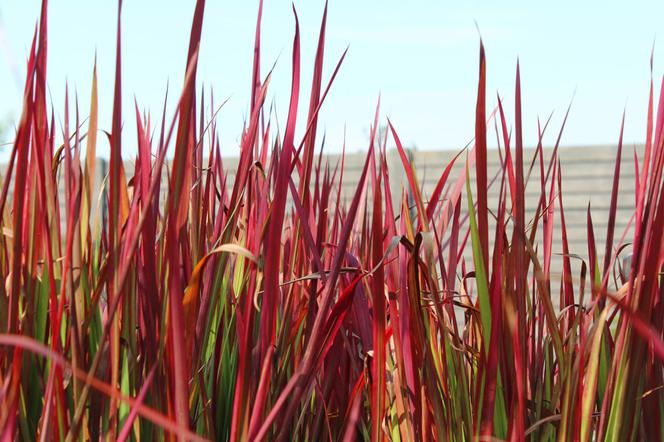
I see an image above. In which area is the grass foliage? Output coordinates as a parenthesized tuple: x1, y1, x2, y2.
(1, 1, 664, 440)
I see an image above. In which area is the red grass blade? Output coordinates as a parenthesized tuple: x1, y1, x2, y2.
(601, 112, 625, 296)
(388, 120, 427, 229)
(474, 41, 489, 272)
(509, 60, 526, 441)
(259, 5, 300, 360)
(370, 150, 386, 442)
(162, 0, 206, 435)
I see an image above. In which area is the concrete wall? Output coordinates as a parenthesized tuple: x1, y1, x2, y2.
(1, 144, 638, 284)
(215, 144, 638, 281)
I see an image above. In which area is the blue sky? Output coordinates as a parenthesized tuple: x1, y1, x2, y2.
(0, 1, 662, 157)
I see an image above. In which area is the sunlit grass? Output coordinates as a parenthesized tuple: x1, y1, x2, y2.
(1, 1, 663, 441)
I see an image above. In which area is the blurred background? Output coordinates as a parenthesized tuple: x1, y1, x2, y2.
(0, 0, 662, 157)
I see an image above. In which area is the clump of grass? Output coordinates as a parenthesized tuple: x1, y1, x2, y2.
(1, 1, 663, 440)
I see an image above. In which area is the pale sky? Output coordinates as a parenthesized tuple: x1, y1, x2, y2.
(0, 1, 662, 158)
